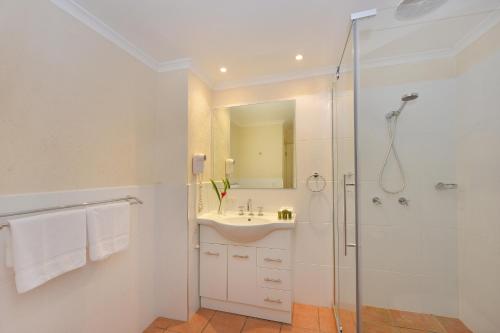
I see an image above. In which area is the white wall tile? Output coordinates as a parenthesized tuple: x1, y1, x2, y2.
(293, 263, 333, 307)
(294, 222, 333, 266)
(296, 139, 333, 181)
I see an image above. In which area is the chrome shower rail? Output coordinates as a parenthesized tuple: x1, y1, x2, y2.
(0, 195, 143, 230)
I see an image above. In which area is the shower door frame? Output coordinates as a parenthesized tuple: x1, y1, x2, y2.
(331, 10, 376, 333)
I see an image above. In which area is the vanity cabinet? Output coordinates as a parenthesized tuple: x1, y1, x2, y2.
(200, 225, 293, 323)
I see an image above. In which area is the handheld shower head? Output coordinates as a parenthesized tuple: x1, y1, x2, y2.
(401, 92, 419, 102)
(386, 92, 419, 119)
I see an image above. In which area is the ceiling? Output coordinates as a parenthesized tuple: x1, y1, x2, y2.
(63, 0, 500, 88)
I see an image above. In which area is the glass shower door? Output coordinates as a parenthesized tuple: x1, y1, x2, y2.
(333, 28, 357, 333)
(353, 3, 500, 332)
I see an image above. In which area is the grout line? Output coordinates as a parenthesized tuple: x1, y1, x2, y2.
(199, 314, 212, 333)
(240, 316, 248, 333)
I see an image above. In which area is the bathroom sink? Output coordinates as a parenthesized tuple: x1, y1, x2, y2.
(197, 212, 295, 242)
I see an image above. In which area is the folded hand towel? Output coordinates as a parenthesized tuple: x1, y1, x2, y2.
(86, 202, 130, 261)
(9, 209, 87, 293)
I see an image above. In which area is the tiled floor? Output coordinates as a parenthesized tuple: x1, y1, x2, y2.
(144, 304, 472, 333)
(340, 306, 473, 333)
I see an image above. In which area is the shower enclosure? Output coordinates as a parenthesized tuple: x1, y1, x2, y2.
(333, 2, 500, 332)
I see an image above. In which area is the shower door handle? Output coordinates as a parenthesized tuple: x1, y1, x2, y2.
(343, 174, 356, 256)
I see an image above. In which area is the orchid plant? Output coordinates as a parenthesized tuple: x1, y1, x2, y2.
(210, 177, 231, 214)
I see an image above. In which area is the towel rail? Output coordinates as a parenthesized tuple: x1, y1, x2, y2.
(0, 196, 143, 230)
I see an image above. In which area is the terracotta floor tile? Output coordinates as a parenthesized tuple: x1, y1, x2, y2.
(294, 304, 319, 315)
(153, 317, 184, 329)
(318, 307, 337, 333)
(292, 304, 319, 331)
(241, 318, 281, 333)
(202, 311, 247, 333)
(168, 309, 216, 333)
(144, 327, 165, 333)
(434, 316, 472, 333)
(361, 321, 400, 333)
(389, 310, 445, 333)
(281, 325, 320, 333)
(361, 306, 391, 325)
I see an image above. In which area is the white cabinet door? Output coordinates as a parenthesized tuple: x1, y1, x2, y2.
(228, 245, 257, 305)
(200, 243, 227, 300)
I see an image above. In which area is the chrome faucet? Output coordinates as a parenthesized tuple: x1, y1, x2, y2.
(247, 199, 254, 216)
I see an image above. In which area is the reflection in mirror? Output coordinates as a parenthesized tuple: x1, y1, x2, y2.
(212, 100, 295, 189)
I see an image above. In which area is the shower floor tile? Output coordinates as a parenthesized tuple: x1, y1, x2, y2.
(143, 304, 472, 333)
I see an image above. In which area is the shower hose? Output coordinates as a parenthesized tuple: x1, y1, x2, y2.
(378, 115, 406, 194)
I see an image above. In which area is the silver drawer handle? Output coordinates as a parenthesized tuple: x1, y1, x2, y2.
(233, 254, 249, 259)
(264, 277, 282, 283)
(264, 257, 282, 263)
(204, 251, 219, 256)
(264, 297, 282, 304)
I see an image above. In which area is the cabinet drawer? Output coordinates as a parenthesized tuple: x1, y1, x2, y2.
(257, 287, 291, 311)
(200, 243, 227, 300)
(228, 245, 257, 305)
(257, 267, 291, 291)
(257, 248, 291, 269)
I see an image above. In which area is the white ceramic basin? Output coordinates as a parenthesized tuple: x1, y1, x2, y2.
(197, 212, 295, 243)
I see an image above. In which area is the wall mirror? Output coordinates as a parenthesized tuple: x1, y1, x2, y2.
(212, 100, 296, 189)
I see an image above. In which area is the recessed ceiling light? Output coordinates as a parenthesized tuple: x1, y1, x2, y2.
(220, 67, 227, 73)
(295, 54, 303, 61)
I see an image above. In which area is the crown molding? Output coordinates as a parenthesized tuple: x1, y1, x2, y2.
(51, 0, 500, 91)
(453, 9, 500, 55)
(213, 66, 338, 91)
(157, 58, 192, 72)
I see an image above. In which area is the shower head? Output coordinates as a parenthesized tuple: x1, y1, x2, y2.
(401, 92, 419, 102)
(386, 92, 419, 119)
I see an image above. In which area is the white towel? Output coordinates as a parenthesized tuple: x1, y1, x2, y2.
(86, 202, 130, 261)
(8, 209, 87, 293)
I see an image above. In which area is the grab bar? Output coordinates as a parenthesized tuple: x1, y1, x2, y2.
(0, 196, 143, 230)
(343, 174, 356, 256)
(435, 182, 458, 190)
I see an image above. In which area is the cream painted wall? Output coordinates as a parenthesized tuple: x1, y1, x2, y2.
(0, 0, 157, 195)
(155, 69, 190, 321)
(1, 0, 192, 328)
(456, 22, 500, 333)
(187, 72, 213, 318)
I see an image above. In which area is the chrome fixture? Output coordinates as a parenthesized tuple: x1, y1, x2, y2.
(257, 206, 264, 216)
(379, 92, 419, 194)
(343, 174, 356, 256)
(398, 197, 410, 206)
(238, 206, 245, 215)
(247, 199, 254, 216)
(385, 93, 419, 120)
(372, 197, 382, 205)
(0, 196, 143, 231)
(435, 182, 458, 190)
